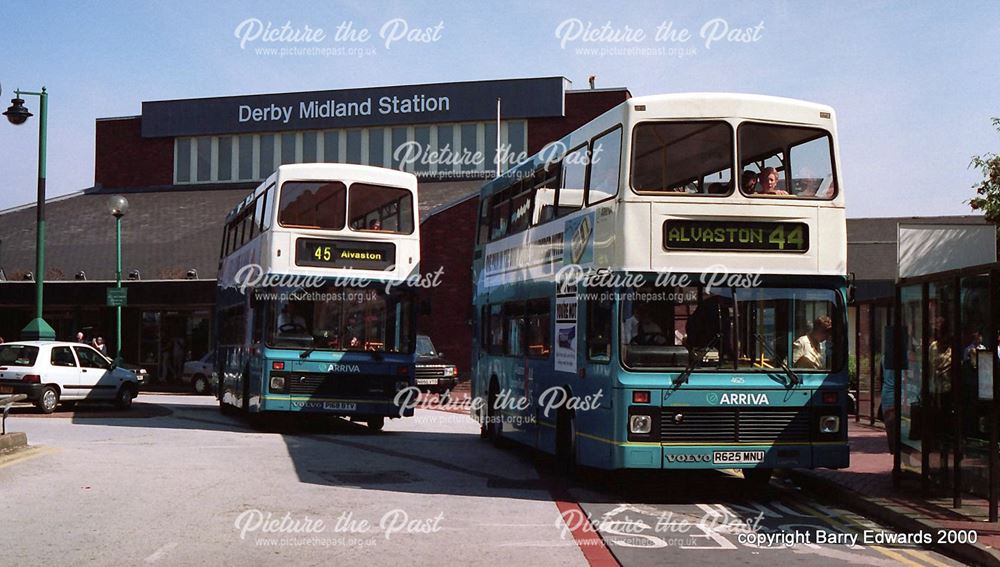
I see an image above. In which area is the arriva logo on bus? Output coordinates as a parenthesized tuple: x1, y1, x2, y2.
(708, 393, 769, 405)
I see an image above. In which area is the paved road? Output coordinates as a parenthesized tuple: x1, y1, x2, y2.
(1, 395, 965, 567)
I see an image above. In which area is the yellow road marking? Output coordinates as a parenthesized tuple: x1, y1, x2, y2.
(901, 547, 953, 567)
(0, 445, 59, 469)
(790, 501, 926, 567)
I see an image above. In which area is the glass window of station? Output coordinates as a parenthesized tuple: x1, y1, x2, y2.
(173, 120, 527, 184)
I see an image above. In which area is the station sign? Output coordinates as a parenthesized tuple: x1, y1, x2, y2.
(141, 77, 566, 137)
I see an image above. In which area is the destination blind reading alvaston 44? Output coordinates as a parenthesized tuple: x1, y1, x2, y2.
(663, 220, 809, 253)
(294, 238, 397, 270)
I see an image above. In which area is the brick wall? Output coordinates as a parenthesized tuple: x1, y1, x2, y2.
(95, 117, 173, 189)
(527, 89, 631, 153)
(417, 196, 479, 376)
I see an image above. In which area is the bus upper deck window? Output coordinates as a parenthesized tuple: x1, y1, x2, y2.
(278, 181, 346, 230)
(738, 122, 836, 199)
(630, 121, 733, 196)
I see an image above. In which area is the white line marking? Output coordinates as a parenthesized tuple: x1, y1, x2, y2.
(144, 542, 178, 563)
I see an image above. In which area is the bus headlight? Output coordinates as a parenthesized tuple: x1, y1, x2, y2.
(270, 375, 286, 393)
(819, 415, 840, 434)
(443, 366, 457, 377)
(630, 414, 652, 434)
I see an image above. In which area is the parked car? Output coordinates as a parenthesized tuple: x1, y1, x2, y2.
(181, 352, 216, 394)
(415, 335, 458, 395)
(0, 341, 143, 413)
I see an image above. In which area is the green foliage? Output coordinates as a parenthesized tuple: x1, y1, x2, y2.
(968, 118, 1000, 223)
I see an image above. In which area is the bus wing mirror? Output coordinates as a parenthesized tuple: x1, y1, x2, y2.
(847, 272, 857, 305)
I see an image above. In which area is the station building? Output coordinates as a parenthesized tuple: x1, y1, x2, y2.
(0, 77, 630, 381)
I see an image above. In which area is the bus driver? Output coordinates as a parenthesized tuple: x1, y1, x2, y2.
(792, 316, 832, 369)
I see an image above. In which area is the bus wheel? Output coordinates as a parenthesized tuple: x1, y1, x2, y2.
(367, 416, 385, 431)
(743, 468, 773, 488)
(486, 379, 504, 446)
(556, 404, 577, 477)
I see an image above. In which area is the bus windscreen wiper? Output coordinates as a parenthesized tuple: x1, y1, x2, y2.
(299, 347, 317, 359)
(675, 333, 720, 386)
(753, 333, 801, 386)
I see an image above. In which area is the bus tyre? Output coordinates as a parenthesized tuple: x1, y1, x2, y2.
(556, 405, 577, 477)
(486, 379, 504, 446)
(743, 468, 773, 488)
(367, 416, 385, 431)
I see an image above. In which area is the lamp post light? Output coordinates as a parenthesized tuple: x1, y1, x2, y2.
(108, 195, 128, 361)
(4, 88, 55, 341)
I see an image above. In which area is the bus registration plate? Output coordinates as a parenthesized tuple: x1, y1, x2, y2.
(713, 451, 765, 464)
(323, 402, 357, 411)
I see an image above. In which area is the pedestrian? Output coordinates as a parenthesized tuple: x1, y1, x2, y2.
(76, 331, 86, 343)
(93, 336, 108, 355)
(0, 336, 5, 344)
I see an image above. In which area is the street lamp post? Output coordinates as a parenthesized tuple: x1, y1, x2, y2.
(4, 87, 55, 341)
(108, 195, 128, 362)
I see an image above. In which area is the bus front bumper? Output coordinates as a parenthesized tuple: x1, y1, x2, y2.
(261, 395, 414, 417)
(617, 443, 849, 470)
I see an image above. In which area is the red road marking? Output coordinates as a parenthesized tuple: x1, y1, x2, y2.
(543, 474, 620, 567)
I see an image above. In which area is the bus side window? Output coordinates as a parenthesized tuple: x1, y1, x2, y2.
(587, 297, 612, 362)
(504, 302, 525, 357)
(558, 145, 587, 216)
(259, 185, 272, 232)
(488, 304, 504, 355)
(526, 299, 551, 358)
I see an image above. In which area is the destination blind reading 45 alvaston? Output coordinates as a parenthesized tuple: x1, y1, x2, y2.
(663, 220, 809, 252)
(295, 238, 397, 270)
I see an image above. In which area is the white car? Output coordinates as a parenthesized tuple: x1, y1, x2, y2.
(0, 341, 144, 413)
(181, 352, 216, 394)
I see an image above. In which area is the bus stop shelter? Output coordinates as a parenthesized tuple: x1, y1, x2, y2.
(890, 222, 1000, 520)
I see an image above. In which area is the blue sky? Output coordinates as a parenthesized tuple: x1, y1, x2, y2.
(1, 0, 998, 217)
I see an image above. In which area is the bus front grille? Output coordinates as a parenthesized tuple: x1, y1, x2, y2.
(282, 373, 395, 398)
(659, 408, 811, 444)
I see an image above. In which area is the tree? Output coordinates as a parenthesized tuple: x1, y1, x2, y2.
(968, 118, 1000, 223)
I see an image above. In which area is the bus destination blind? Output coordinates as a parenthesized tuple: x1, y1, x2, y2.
(663, 220, 809, 253)
(295, 238, 397, 270)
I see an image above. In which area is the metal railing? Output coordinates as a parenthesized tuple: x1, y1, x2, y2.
(1, 394, 27, 435)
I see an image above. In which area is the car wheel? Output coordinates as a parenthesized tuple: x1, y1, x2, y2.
(366, 416, 385, 431)
(115, 384, 136, 410)
(193, 375, 208, 395)
(36, 386, 59, 414)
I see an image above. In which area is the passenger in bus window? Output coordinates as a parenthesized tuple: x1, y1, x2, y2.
(623, 304, 667, 346)
(368, 219, 383, 230)
(277, 303, 308, 333)
(757, 167, 788, 195)
(792, 316, 832, 369)
(741, 170, 759, 193)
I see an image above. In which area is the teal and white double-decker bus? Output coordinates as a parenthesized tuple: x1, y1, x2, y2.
(471, 94, 848, 481)
(216, 164, 419, 430)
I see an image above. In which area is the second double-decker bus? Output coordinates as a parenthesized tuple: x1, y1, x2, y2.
(216, 163, 419, 430)
(471, 93, 848, 482)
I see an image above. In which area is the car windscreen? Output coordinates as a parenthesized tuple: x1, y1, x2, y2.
(416, 336, 436, 357)
(0, 345, 40, 367)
